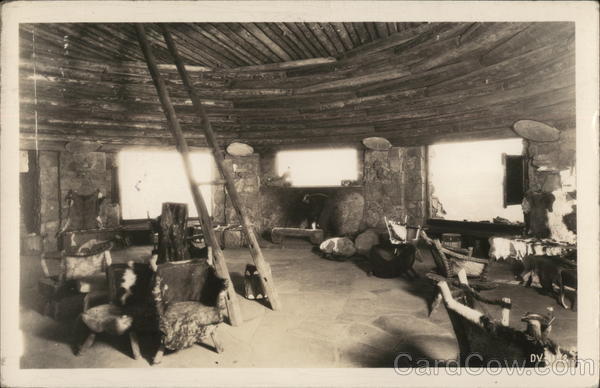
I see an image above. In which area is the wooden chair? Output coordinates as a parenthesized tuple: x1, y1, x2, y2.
(38, 241, 113, 320)
(77, 262, 155, 359)
(151, 259, 228, 364)
(421, 230, 496, 315)
(421, 230, 489, 279)
(433, 271, 575, 366)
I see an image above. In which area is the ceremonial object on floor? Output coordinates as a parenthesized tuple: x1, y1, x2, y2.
(244, 264, 265, 300)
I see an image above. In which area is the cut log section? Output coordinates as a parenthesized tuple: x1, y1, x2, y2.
(271, 227, 325, 245)
(512, 119, 561, 142)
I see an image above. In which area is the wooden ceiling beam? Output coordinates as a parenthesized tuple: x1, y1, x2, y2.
(283, 23, 323, 57)
(480, 22, 574, 66)
(306, 23, 339, 57)
(274, 23, 315, 58)
(387, 23, 398, 35)
(295, 68, 410, 94)
(228, 23, 283, 63)
(191, 24, 261, 66)
(212, 23, 272, 64)
(175, 24, 252, 67)
(255, 23, 304, 60)
(352, 22, 371, 44)
(363, 22, 379, 41)
(320, 23, 347, 54)
(374, 22, 389, 39)
(244, 23, 294, 62)
(231, 57, 336, 72)
(342, 22, 360, 47)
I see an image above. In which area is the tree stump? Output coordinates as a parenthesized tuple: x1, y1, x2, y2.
(158, 202, 189, 263)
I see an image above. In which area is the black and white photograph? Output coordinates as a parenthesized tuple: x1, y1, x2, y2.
(1, 1, 598, 387)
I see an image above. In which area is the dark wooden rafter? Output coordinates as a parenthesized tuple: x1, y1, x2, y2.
(167, 24, 248, 67)
(374, 22, 389, 39)
(189, 24, 260, 66)
(159, 24, 282, 311)
(363, 22, 379, 41)
(134, 24, 244, 326)
(277, 22, 322, 57)
(243, 23, 294, 62)
(273, 23, 314, 58)
(307, 23, 339, 56)
(211, 23, 272, 64)
(319, 22, 346, 54)
(229, 23, 282, 63)
(342, 22, 360, 47)
(352, 22, 371, 44)
(254, 23, 303, 60)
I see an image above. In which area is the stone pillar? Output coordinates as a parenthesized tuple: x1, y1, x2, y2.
(39, 151, 60, 252)
(526, 129, 576, 243)
(222, 154, 261, 231)
(363, 146, 427, 229)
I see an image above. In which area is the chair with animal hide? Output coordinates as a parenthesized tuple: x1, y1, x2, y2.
(39, 188, 114, 319)
(38, 240, 113, 320)
(77, 262, 155, 359)
(433, 270, 575, 366)
(151, 259, 228, 364)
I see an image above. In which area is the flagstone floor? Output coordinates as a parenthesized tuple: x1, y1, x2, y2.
(18, 244, 576, 368)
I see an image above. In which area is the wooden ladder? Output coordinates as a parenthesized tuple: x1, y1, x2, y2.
(134, 24, 281, 326)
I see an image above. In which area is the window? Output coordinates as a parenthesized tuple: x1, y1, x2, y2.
(276, 148, 359, 187)
(118, 149, 213, 220)
(428, 138, 524, 223)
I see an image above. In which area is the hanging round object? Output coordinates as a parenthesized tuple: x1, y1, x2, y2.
(65, 140, 102, 153)
(226, 142, 254, 156)
(512, 120, 560, 142)
(362, 137, 392, 150)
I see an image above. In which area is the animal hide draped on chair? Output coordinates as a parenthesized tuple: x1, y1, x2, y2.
(152, 260, 227, 351)
(523, 191, 555, 239)
(62, 189, 105, 232)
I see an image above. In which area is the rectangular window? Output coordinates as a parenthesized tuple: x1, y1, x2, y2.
(276, 148, 359, 187)
(428, 138, 525, 223)
(118, 149, 213, 220)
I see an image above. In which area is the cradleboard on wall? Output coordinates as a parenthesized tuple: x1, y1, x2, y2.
(512, 120, 560, 142)
(362, 137, 392, 151)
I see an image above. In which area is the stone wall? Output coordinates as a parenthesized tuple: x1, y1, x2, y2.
(525, 128, 576, 243)
(30, 144, 429, 251)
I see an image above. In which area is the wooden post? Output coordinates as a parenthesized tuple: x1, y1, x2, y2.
(160, 24, 282, 311)
(134, 24, 243, 326)
(501, 297, 511, 326)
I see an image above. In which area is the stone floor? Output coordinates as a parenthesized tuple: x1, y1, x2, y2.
(19, 244, 577, 368)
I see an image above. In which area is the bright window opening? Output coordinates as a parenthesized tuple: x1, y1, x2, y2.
(276, 148, 359, 187)
(118, 149, 213, 220)
(428, 138, 524, 223)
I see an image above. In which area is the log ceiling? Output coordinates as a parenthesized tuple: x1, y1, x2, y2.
(19, 22, 575, 150)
